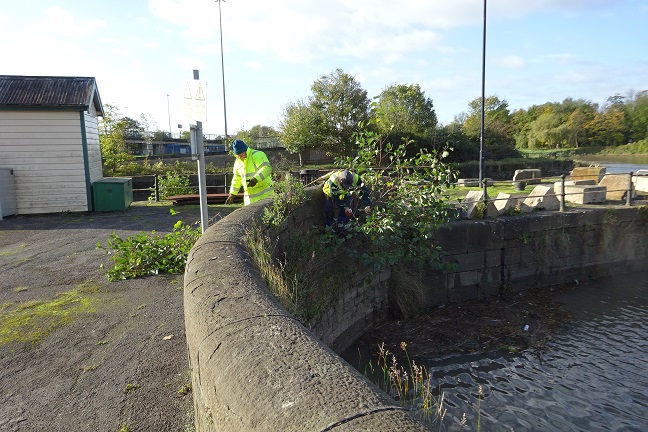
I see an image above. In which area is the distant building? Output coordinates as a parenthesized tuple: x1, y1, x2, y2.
(0, 75, 104, 215)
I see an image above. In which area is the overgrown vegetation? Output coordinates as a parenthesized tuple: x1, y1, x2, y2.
(97, 214, 201, 281)
(151, 172, 194, 200)
(364, 342, 446, 425)
(331, 123, 459, 270)
(245, 124, 459, 323)
(261, 177, 307, 227)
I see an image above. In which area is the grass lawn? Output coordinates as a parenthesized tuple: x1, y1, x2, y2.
(446, 177, 563, 201)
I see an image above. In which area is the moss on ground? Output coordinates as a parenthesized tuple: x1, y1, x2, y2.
(0, 282, 99, 347)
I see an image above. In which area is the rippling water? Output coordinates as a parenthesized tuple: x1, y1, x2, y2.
(573, 156, 648, 174)
(416, 271, 648, 431)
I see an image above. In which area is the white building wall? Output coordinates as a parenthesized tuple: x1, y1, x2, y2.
(0, 110, 89, 214)
(84, 110, 103, 182)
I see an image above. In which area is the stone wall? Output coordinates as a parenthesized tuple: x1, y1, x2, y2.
(183, 187, 429, 431)
(424, 206, 648, 307)
(184, 186, 648, 431)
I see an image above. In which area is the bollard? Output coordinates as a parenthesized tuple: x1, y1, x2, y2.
(626, 172, 633, 206)
(154, 174, 160, 202)
(559, 174, 566, 212)
(482, 179, 489, 203)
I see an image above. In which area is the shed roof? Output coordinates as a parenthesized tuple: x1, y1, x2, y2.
(0, 75, 104, 116)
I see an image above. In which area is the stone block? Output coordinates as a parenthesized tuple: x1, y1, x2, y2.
(570, 166, 606, 183)
(521, 185, 560, 212)
(512, 168, 542, 184)
(599, 174, 636, 200)
(553, 181, 607, 204)
(633, 175, 648, 193)
(457, 178, 480, 187)
(494, 192, 527, 214)
(457, 178, 495, 187)
(455, 251, 486, 272)
(461, 190, 499, 218)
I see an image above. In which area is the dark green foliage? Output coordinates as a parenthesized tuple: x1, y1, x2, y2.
(261, 178, 307, 227)
(97, 220, 201, 281)
(152, 172, 194, 200)
(333, 123, 459, 270)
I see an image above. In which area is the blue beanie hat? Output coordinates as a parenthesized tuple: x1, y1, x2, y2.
(232, 139, 248, 155)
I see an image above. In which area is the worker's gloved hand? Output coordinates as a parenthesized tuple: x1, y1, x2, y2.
(364, 206, 371, 215)
(344, 207, 353, 218)
(225, 194, 234, 205)
(247, 177, 258, 187)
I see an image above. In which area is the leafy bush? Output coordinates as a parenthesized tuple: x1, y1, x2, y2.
(97, 219, 201, 281)
(261, 177, 307, 227)
(152, 172, 194, 200)
(333, 124, 460, 270)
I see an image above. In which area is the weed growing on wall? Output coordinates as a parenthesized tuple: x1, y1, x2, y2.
(244, 224, 351, 323)
(97, 216, 201, 281)
(364, 342, 447, 426)
(261, 177, 307, 227)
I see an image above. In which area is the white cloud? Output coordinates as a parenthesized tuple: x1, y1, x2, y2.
(27, 7, 106, 38)
(246, 61, 265, 71)
(175, 56, 206, 71)
(500, 55, 526, 69)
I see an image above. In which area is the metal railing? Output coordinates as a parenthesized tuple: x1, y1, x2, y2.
(466, 171, 641, 212)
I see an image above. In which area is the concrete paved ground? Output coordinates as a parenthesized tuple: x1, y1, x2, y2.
(0, 202, 235, 432)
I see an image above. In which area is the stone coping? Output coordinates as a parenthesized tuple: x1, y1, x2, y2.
(184, 197, 429, 431)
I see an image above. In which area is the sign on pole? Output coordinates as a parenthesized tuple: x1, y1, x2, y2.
(183, 79, 207, 123)
(186, 70, 209, 233)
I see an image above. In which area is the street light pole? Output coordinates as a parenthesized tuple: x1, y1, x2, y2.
(479, 0, 487, 184)
(216, 0, 229, 146)
(166, 94, 172, 138)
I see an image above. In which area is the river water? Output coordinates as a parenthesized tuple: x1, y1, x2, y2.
(343, 270, 648, 431)
(573, 155, 648, 174)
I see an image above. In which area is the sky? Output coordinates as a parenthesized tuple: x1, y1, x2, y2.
(2, 0, 647, 136)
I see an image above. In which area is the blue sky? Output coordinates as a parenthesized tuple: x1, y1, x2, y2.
(2, 0, 647, 136)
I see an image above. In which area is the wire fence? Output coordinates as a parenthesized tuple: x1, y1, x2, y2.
(129, 170, 646, 211)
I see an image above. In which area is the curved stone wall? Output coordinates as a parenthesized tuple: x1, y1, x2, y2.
(185, 186, 648, 431)
(184, 197, 429, 431)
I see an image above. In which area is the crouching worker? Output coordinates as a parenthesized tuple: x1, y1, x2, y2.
(225, 139, 274, 205)
(323, 169, 371, 229)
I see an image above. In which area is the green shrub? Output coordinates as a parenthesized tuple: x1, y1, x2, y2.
(261, 177, 307, 227)
(152, 172, 194, 200)
(97, 219, 201, 281)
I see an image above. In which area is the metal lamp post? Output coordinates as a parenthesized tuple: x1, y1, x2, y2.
(166, 94, 172, 138)
(216, 0, 229, 145)
(479, 0, 487, 184)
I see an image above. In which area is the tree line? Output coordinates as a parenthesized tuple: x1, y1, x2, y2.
(280, 69, 648, 163)
(99, 68, 648, 173)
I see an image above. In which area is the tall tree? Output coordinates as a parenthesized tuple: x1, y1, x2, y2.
(564, 107, 596, 147)
(462, 95, 516, 152)
(279, 99, 324, 165)
(625, 90, 648, 142)
(433, 122, 477, 162)
(236, 124, 279, 148)
(374, 83, 437, 152)
(99, 104, 134, 176)
(527, 111, 562, 148)
(310, 68, 370, 157)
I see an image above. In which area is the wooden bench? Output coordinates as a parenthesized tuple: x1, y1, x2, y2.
(166, 194, 243, 205)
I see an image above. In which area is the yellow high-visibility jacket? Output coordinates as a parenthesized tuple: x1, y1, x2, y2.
(229, 148, 274, 205)
(322, 170, 370, 207)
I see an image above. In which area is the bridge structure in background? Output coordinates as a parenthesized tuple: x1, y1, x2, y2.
(123, 133, 282, 157)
